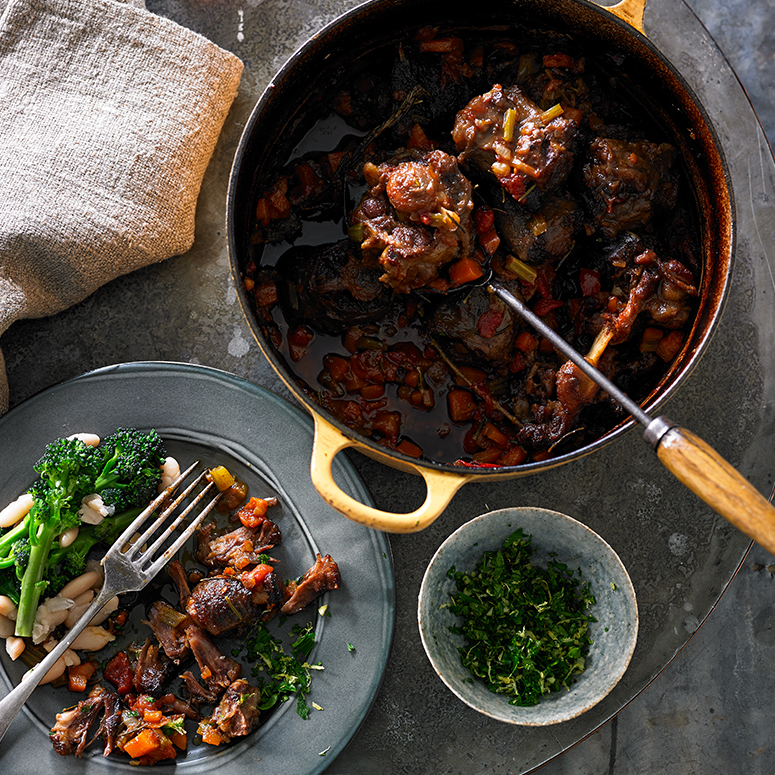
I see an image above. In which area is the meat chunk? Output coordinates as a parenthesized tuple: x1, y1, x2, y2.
(50, 685, 120, 758)
(197, 679, 261, 744)
(351, 149, 475, 292)
(582, 137, 678, 238)
(145, 600, 190, 662)
(197, 519, 282, 570)
(281, 554, 342, 616)
(429, 286, 518, 367)
(133, 638, 176, 696)
(279, 240, 393, 334)
(185, 622, 242, 694)
(453, 83, 578, 198)
(186, 571, 284, 635)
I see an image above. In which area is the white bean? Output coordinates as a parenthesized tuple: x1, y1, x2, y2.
(58, 526, 79, 548)
(59, 571, 100, 601)
(5, 636, 25, 661)
(89, 596, 119, 626)
(0, 596, 17, 620)
(0, 614, 14, 639)
(69, 626, 115, 652)
(65, 590, 94, 629)
(66, 433, 101, 447)
(159, 456, 181, 491)
(37, 649, 80, 685)
(0, 492, 34, 528)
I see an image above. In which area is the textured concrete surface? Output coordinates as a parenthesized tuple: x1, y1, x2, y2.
(1, 0, 774, 773)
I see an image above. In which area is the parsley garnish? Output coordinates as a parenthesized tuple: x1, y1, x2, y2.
(447, 528, 596, 706)
(245, 621, 322, 719)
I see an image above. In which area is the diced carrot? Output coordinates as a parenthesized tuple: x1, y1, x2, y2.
(67, 661, 96, 693)
(456, 366, 487, 385)
(170, 731, 187, 751)
(515, 331, 538, 353)
(324, 355, 350, 382)
(449, 256, 485, 286)
(473, 446, 502, 464)
(396, 439, 423, 458)
(200, 724, 227, 746)
(254, 282, 278, 307)
(372, 411, 401, 439)
(656, 330, 683, 361)
(68, 673, 88, 693)
(237, 497, 271, 529)
(533, 450, 552, 462)
(499, 446, 528, 466)
(143, 709, 163, 724)
(483, 422, 509, 448)
(360, 384, 385, 401)
(640, 327, 663, 353)
(241, 563, 273, 589)
(123, 729, 162, 759)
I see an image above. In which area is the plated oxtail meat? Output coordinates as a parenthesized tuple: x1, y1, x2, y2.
(48, 468, 342, 764)
(244, 26, 701, 468)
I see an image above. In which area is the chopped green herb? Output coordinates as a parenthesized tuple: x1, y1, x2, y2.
(447, 528, 596, 707)
(610, 582, 617, 590)
(319, 745, 331, 756)
(347, 643, 355, 653)
(245, 620, 320, 719)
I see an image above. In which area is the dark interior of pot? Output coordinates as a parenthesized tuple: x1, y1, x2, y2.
(227, 0, 733, 475)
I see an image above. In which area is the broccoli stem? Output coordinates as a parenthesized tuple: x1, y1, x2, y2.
(14, 525, 58, 637)
(0, 515, 29, 558)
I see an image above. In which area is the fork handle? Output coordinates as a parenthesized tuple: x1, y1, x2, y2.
(0, 589, 112, 745)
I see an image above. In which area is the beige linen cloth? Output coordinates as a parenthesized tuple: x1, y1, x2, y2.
(0, 0, 243, 413)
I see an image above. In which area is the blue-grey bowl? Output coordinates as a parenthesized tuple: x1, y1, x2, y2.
(418, 507, 638, 725)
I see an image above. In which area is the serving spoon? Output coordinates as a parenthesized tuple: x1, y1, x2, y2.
(432, 268, 775, 552)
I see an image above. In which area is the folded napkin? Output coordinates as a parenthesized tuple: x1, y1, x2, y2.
(0, 0, 243, 413)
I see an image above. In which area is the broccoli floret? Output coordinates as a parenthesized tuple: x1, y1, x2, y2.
(93, 428, 167, 512)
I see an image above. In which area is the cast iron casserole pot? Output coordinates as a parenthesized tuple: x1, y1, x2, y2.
(227, 0, 734, 533)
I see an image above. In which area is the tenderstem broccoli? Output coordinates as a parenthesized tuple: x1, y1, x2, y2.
(0, 428, 167, 638)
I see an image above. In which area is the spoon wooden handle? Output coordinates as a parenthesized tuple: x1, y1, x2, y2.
(655, 424, 775, 552)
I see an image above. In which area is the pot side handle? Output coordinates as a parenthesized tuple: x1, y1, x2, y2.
(310, 413, 471, 533)
(603, 0, 646, 35)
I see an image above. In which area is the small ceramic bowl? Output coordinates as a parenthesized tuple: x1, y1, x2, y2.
(417, 507, 638, 725)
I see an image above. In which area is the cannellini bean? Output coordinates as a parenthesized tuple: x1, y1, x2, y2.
(37, 649, 80, 685)
(65, 590, 94, 629)
(33, 597, 73, 645)
(66, 432, 101, 447)
(0, 614, 14, 639)
(59, 571, 100, 601)
(89, 596, 119, 626)
(0, 596, 17, 619)
(69, 626, 115, 651)
(58, 526, 79, 548)
(159, 456, 181, 491)
(0, 492, 34, 528)
(5, 636, 25, 661)
(78, 493, 114, 525)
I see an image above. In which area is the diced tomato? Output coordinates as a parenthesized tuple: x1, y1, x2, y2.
(563, 106, 583, 124)
(478, 228, 501, 255)
(241, 563, 274, 589)
(449, 256, 484, 286)
(105, 652, 134, 695)
(535, 269, 552, 299)
(515, 331, 538, 352)
(396, 439, 423, 458)
(474, 207, 495, 233)
(500, 173, 527, 199)
(406, 123, 434, 151)
(254, 282, 278, 307)
(237, 497, 271, 528)
(533, 298, 564, 316)
(539, 337, 556, 354)
(579, 267, 601, 297)
(448, 389, 476, 423)
(477, 308, 504, 338)
(510, 351, 526, 373)
(656, 330, 684, 361)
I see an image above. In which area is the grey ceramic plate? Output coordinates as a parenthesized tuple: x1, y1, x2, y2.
(418, 507, 637, 725)
(0, 362, 395, 774)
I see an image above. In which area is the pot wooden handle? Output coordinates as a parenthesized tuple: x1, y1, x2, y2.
(605, 0, 646, 34)
(655, 425, 775, 553)
(310, 413, 471, 533)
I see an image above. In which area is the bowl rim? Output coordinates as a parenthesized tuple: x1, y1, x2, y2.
(417, 506, 638, 725)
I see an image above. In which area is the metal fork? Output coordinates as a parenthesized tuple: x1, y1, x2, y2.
(0, 460, 220, 745)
